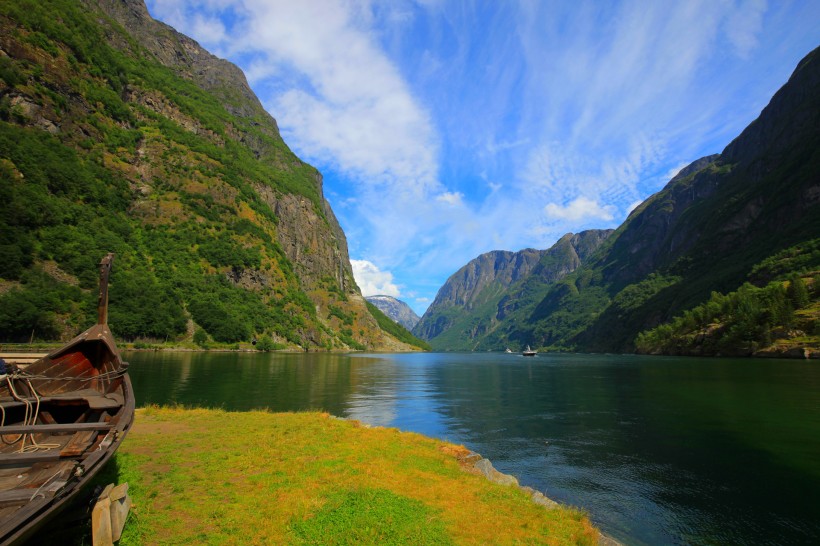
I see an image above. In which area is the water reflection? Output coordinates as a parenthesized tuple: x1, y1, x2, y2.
(126, 351, 820, 545)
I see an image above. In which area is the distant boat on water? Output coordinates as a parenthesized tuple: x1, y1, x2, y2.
(505, 348, 512, 354)
(522, 345, 536, 356)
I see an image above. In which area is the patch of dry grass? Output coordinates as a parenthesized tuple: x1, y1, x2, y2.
(114, 406, 599, 545)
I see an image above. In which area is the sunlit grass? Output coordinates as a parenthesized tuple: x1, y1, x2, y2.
(102, 406, 599, 545)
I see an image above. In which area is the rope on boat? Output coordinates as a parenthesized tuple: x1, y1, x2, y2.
(9, 367, 128, 382)
(0, 366, 126, 452)
(28, 467, 66, 501)
(2, 376, 61, 453)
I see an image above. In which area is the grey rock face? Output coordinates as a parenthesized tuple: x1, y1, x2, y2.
(366, 295, 420, 330)
(414, 229, 612, 344)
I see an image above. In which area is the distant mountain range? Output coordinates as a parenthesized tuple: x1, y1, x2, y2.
(365, 296, 420, 330)
(412, 231, 612, 350)
(414, 45, 820, 356)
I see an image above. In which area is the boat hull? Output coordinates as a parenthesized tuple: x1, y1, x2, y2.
(0, 255, 134, 544)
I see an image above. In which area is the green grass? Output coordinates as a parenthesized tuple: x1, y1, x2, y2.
(45, 407, 599, 545)
(291, 488, 453, 545)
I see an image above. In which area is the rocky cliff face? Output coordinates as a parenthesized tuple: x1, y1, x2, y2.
(496, 230, 613, 320)
(413, 249, 543, 342)
(365, 296, 420, 330)
(428, 249, 545, 310)
(524, 45, 820, 352)
(90, 0, 356, 297)
(414, 230, 612, 348)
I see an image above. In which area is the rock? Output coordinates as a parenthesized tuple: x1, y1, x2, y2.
(414, 229, 612, 343)
(521, 486, 559, 510)
(365, 295, 420, 330)
(473, 458, 519, 487)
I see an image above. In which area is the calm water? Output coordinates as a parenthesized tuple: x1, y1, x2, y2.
(126, 351, 820, 545)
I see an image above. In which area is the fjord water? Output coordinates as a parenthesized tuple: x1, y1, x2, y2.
(127, 351, 820, 545)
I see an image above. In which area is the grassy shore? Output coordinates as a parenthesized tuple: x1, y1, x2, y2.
(65, 407, 601, 545)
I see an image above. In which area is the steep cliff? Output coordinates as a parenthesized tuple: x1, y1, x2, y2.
(414, 230, 612, 350)
(89, 0, 356, 295)
(0, 0, 411, 350)
(420, 45, 820, 354)
(525, 45, 820, 352)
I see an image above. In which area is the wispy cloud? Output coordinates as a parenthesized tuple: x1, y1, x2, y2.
(435, 191, 463, 206)
(545, 197, 616, 223)
(144, 0, 818, 314)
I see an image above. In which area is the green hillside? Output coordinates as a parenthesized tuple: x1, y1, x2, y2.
(418, 45, 820, 357)
(516, 46, 820, 354)
(0, 0, 404, 350)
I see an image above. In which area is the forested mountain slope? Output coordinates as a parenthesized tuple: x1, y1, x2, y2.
(540, 45, 820, 353)
(414, 230, 612, 350)
(420, 45, 820, 355)
(0, 0, 414, 350)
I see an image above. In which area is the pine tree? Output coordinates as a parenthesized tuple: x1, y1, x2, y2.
(787, 275, 810, 308)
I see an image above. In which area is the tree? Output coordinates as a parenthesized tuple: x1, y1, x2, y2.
(787, 275, 810, 308)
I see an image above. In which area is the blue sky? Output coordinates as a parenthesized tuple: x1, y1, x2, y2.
(145, 0, 820, 315)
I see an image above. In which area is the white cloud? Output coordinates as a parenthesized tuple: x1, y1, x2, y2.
(544, 197, 616, 222)
(190, 14, 228, 46)
(350, 260, 400, 297)
(239, 0, 439, 189)
(435, 191, 463, 206)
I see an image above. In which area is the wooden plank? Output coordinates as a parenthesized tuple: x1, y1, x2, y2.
(0, 353, 47, 365)
(92, 491, 112, 546)
(0, 422, 114, 435)
(0, 487, 61, 505)
(0, 452, 62, 465)
(109, 483, 130, 541)
(60, 430, 97, 458)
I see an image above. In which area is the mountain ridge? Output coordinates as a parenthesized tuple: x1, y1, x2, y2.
(414, 230, 613, 350)
(417, 45, 820, 354)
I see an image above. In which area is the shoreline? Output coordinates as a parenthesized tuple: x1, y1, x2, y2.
(56, 406, 614, 545)
(3, 342, 816, 360)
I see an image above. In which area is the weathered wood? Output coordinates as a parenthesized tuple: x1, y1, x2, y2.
(91, 485, 113, 546)
(0, 482, 66, 506)
(0, 451, 62, 465)
(108, 483, 130, 541)
(59, 430, 97, 458)
(0, 422, 114, 435)
(0, 353, 47, 365)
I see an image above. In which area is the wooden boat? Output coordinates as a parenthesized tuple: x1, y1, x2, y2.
(0, 254, 134, 545)
(522, 345, 537, 357)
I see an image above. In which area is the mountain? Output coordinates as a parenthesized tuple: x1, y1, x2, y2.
(0, 0, 417, 351)
(413, 230, 612, 350)
(545, 44, 820, 354)
(365, 295, 420, 330)
(420, 45, 820, 354)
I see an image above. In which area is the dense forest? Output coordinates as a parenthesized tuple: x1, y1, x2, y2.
(636, 241, 820, 356)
